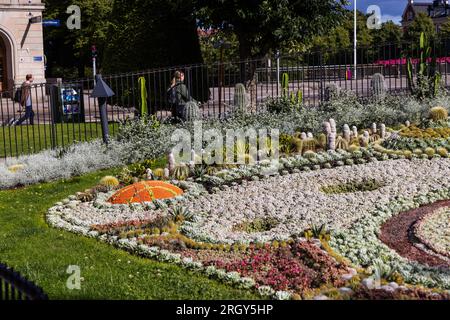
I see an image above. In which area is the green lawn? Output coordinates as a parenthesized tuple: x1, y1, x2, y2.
(0, 123, 120, 158)
(0, 167, 260, 300)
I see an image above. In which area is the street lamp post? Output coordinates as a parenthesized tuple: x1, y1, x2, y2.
(354, 0, 357, 80)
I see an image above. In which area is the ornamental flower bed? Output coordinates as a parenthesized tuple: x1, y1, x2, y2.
(47, 155, 450, 299)
(108, 181, 184, 204)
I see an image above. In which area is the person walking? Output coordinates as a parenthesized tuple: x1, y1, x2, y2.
(167, 71, 192, 120)
(15, 74, 35, 125)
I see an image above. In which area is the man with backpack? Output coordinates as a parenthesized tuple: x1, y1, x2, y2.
(167, 71, 192, 120)
(15, 74, 35, 126)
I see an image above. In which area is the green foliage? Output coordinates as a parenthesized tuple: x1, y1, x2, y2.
(43, 0, 114, 78)
(406, 32, 442, 99)
(404, 13, 436, 44)
(321, 179, 384, 194)
(232, 217, 280, 234)
(0, 168, 258, 299)
(196, 0, 347, 61)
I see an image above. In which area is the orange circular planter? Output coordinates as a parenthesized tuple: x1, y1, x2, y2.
(108, 181, 184, 204)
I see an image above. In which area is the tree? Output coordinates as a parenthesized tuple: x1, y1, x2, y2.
(439, 20, 450, 39)
(404, 12, 436, 44)
(372, 21, 403, 46)
(103, 0, 204, 72)
(43, 0, 113, 78)
(195, 0, 347, 61)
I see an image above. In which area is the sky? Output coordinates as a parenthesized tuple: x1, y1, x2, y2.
(346, 0, 418, 25)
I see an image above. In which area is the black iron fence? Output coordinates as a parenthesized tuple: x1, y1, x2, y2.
(0, 263, 48, 300)
(1, 38, 450, 159)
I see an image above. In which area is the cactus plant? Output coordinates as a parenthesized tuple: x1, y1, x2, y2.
(173, 165, 190, 180)
(292, 138, 303, 153)
(352, 126, 358, 138)
(181, 101, 200, 121)
(335, 136, 349, 151)
(324, 83, 339, 102)
(153, 168, 165, 180)
(302, 139, 316, 153)
(282, 73, 289, 97)
(100, 176, 120, 189)
(234, 83, 248, 113)
(380, 124, 386, 139)
(327, 119, 337, 151)
(370, 73, 386, 101)
(343, 124, 351, 142)
(138, 76, 148, 117)
(407, 32, 441, 99)
(430, 106, 448, 122)
(318, 133, 328, 149)
(371, 123, 377, 134)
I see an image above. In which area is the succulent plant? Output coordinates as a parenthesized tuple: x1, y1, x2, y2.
(153, 168, 165, 180)
(99, 176, 120, 189)
(7, 164, 26, 173)
(324, 83, 340, 102)
(302, 139, 316, 153)
(292, 138, 303, 153)
(380, 124, 386, 139)
(181, 101, 200, 122)
(318, 133, 328, 149)
(303, 150, 317, 159)
(371, 73, 386, 101)
(343, 124, 351, 142)
(173, 165, 190, 180)
(430, 106, 448, 122)
(234, 83, 248, 114)
(282, 73, 289, 97)
(335, 136, 349, 151)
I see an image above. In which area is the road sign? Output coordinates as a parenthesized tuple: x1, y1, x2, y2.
(29, 16, 42, 24)
(43, 19, 61, 27)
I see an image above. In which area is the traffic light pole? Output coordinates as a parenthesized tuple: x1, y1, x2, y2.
(92, 45, 98, 85)
(93, 57, 97, 85)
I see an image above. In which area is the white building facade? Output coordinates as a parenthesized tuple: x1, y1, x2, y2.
(0, 0, 45, 92)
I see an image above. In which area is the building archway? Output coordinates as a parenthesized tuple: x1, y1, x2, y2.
(0, 27, 16, 92)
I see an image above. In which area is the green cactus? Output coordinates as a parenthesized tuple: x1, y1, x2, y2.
(138, 76, 148, 117)
(335, 136, 349, 151)
(296, 90, 303, 106)
(406, 32, 441, 99)
(282, 73, 289, 97)
(371, 73, 386, 101)
(324, 83, 339, 102)
(234, 83, 247, 113)
(318, 133, 327, 150)
(173, 165, 190, 180)
(181, 101, 200, 122)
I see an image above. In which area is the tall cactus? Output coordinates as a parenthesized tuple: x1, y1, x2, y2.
(324, 83, 339, 102)
(407, 32, 441, 99)
(282, 73, 289, 98)
(371, 73, 386, 101)
(181, 101, 200, 122)
(138, 77, 148, 117)
(234, 83, 247, 113)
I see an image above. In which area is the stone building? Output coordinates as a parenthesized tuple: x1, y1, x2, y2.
(0, 0, 45, 92)
(402, 0, 450, 31)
